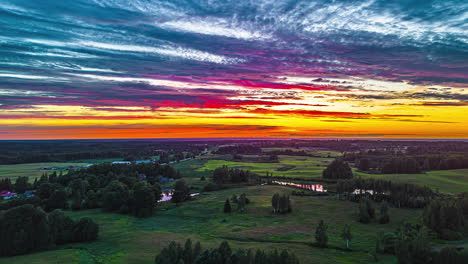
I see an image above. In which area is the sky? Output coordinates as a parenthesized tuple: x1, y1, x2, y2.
(0, 0, 467, 139)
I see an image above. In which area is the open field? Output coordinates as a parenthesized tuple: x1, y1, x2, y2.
(355, 169, 468, 194)
(181, 154, 468, 194)
(2, 185, 421, 264)
(195, 155, 334, 179)
(0, 162, 90, 180)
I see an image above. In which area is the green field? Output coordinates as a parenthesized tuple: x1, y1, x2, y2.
(181, 154, 468, 194)
(0, 162, 90, 180)
(355, 169, 468, 194)
(2, 185, 420, 264)
(194, 155, 333, 179)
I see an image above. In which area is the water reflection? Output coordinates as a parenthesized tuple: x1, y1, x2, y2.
(272, 181, 327, 192)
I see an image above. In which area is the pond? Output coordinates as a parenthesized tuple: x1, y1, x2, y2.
(272, 181, 327, 192)
(158, 189, 200, 202)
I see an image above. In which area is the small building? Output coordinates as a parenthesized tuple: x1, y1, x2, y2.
(138, 174, 147, 180)
(112, 161, 132, 165)
(24, 190, 34, 198)
(0, 190, 18, 200)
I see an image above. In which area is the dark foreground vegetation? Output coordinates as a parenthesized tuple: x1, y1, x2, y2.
(155, 239, 299, 264)
(0, 205, 98, 256)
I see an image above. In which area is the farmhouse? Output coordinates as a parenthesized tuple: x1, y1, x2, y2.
(0, 190, 18, 200)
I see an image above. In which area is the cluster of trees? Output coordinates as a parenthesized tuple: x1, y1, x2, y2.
(0, 176, 32, 194)
(373, 222, 468, 264)
(265, 149, 313, 157)
(3, 162, 189, 218)
(336, 178, 433, 208)
(155, 239, 300, 264)
(224, 194, 249, 213)
(0, 205, 98, 256)
(312, 220, 353, 250)
(271, 193, 292, 214)
(381, 158, 421, 174)
(423, 198, 466, 240)
(358, 199, 389, 224)
(322, 159, 353, 179)
(212, 166, 254, 184)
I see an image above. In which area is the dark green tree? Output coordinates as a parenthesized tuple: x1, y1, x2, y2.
(14, 176, 30, 194)
(322, 159, 353, 179)
(315, 220, 328, 247)
(341, 224, 352, 249)
(171, 180, 190, 204)
(0, 205, 51, 256)
(224, 199, 232, 213)
(72, 217, 99, 242)
(379, 202, 390, 224)
(359, 200, 371, 223)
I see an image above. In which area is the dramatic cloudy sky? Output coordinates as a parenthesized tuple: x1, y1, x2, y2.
(0, 0, 467, 139)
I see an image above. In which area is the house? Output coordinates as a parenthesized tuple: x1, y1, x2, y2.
(112, 161, 132, 165)
(157, 176, 174, 183)
(24, 190, 34, 198)
(0, 190, 18, 200)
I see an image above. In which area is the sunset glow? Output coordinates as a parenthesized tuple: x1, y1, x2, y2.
(1, 0, 467, 139)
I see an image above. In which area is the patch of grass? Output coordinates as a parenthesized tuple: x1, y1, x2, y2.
(355, 169, 468, 194)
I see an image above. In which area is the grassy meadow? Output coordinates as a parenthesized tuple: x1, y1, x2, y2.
(175, 153, 468, 194)
(0, 162, 89, 180)
(355, 169, 468, 194)
(2, 185, 420, 264)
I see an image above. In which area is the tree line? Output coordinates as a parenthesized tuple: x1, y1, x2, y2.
(336, 178, 434, 208)
(212, 165, 255, 184)
(154, 239, 300, 264)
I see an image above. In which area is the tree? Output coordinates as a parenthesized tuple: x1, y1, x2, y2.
(102, 180, 129, 212)
(358, 158, 370, 171)
(359, 200, 371, 223)
(395, 224, 431, 264)
(272, 193, 291, 214)
(48, 209, 74, 245)
(237, 193, 246, 212)
(231, 194, 238, 204)
(130, 182, 161, 217)
(172, 180, 190, 204)
(341, 224, 352, 249)
(0, 204, 51, 256)
(14, 176, 30, 194)
(223, 199, 231, 213)
(183, 239, 193, 264)
(71, 192, 82, 211)
(379, 202, 390, 224)
(315, 220, 328, 247)
(36, 182, 54, 199)
(47, 189, 68, 211)
(272, 193, 279, 213)
(322, 159, 353, 179)
(72, 217, 99, 242)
